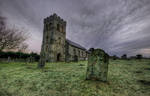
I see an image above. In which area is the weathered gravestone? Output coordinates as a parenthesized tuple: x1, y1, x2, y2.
(29, 56, 35, 63)
(38, 52, 46, 68)
(7, 57, 11, 62)
(86, 48, 109, 82)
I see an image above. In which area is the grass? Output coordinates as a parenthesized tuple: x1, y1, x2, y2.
(0, 59, 150, 96)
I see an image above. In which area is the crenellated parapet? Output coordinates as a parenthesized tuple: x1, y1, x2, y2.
(43, 13, 66, 34)
(44, 13, 66, 25)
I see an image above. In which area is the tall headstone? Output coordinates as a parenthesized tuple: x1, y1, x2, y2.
(38, 51, 46, 68)
(7, 57, 11, 62)
(28, 56, 35, 63)
(86, 49, 109, 82)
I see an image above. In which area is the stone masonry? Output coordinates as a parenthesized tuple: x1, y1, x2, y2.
(40, 13, 88, 62)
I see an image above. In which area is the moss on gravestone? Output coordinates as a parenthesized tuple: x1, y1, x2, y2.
(86, 49, 109, 82)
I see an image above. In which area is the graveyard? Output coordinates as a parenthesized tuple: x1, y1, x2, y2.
(1, 0, 150, 96)
(0, 59, 150, 96)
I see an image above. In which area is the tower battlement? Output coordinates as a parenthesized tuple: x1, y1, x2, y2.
(44, 13, 66, 25)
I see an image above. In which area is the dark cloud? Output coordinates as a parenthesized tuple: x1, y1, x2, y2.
(0, 0, 150, 57)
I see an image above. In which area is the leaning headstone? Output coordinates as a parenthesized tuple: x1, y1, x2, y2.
(38, 52, 46, 68)
(31, 56, 35, 62)
(86, 48, 109, 82)
(27, 56, 35, 63)
(7, 57, 11, 62)
(27, 57, 30, 63)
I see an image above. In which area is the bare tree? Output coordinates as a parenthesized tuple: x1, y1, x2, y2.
(0, 16, 28, 51)
(18, 43, 28, 53)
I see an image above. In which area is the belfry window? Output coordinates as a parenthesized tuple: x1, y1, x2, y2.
(60, 26, 63, 32)
(57, 24, 60, 31)
(49, 23, 52, 28)
(62, 26, 64, 32)
(46, 35, 49, 42)
(46, 24, 49, 30)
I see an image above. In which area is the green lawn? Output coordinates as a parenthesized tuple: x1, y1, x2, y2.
(0, 60, 150, 96)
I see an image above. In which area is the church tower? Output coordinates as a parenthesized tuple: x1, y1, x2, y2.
(40, 13, 66, 62)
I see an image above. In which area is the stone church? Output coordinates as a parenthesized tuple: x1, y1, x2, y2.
(40, 13, 88, 62)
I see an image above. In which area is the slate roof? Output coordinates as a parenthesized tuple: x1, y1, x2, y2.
(66, 39, 86, 50)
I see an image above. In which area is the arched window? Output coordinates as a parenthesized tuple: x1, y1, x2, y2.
(49, 23, 52, 27)
(74, 49, 76, 55)
(60, 25, 62, 32)
(46, 44, 49, 51)
(58, 37, 61, 44)
(46, 24, 49, 30)
(46, 35, 49, 42)
(62, 26, 64, 32)
(57, 24, 60, 31)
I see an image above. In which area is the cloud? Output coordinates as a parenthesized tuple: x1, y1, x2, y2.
(0, 0, 150, 57)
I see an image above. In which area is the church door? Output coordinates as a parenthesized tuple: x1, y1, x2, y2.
(57, 53, 61, 61)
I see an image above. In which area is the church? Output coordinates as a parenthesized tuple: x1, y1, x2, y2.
(40, 13, 88, 62)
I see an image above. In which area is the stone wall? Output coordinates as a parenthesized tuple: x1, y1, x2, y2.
(67, 45, 87, 61)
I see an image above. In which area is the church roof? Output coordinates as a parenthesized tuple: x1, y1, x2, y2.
(66, 39, 86, 50)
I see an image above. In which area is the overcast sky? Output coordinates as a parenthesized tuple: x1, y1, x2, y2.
(0, 0, 150, 57)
